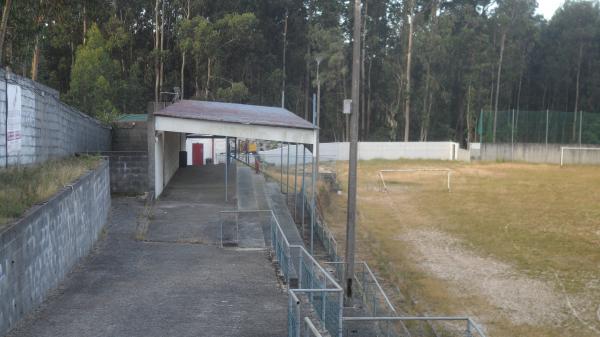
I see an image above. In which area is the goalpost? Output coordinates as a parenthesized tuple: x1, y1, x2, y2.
(378, 168, 452, 192)
(560, 147, 600, 167)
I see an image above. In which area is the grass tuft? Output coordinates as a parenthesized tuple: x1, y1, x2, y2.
(0, 155, 101, 227)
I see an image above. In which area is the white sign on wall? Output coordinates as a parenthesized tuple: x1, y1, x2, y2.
(7, 84, 22, 155)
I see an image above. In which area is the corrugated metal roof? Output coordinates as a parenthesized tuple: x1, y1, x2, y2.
(154, 100, 316, 130)
(117, 114, 148, 122)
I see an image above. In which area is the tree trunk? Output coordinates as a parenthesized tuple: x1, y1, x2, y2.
(281, 11, 288, 108)
(360, 0, 368, 139)
(205, 57, 211, 99)
(403, 10, 414, 142)
(180, 0, 190, 100)
(572, 43, 583, 141)
(493, 30, 506, 143)
(31, 35, 40, 81)
(420, 62, 431, 141)
(83, 3, 87, 43)
(466, 84, 472, 144)
(366, 57, 372, 138)
(0, 0, 12, 65)
(303, 44, 309, 120)
(159, 0, 165, 93)
(180, 51, 186, 99)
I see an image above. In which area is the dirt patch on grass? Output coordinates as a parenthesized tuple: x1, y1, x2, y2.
(398, 229, 568, 326)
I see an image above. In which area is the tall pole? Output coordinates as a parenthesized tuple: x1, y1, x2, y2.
(294, 144, 298, 221)
(511, 108, 515, 160)
(579, 110, 582, 147)
(316, 57, 322, 186)
(344, 0, 361, 301)
(280, 142, 284, 193)
(301, 146, 306, 236)
(281, 11, 288, 108)
(225, 137, 229, 202)
(310, 94, 317, 254)
(545, 109, 549, 145)
(286, 143, 290, 197)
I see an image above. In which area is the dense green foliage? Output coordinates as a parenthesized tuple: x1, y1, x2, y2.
(1, 0, 599, 143)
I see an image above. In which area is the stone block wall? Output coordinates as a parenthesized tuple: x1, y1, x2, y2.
(101, 151, 148, 194)
(0, 161, 110, 335)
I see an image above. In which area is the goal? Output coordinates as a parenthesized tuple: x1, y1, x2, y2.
(378, 168, 452, 192)
(560, 147, 600, 166)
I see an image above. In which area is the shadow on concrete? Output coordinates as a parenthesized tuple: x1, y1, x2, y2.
(6, 165, 287, 337)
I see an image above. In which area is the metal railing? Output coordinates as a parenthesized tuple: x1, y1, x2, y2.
(271, 209, 344, 337)
(342, 316, 487, 337)
(220, 208, 343, 337)
(225, 157, 488, 337)
(304, 317, 324, 337)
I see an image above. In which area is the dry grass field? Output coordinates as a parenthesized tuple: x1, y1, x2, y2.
(317, 159, 600, 337)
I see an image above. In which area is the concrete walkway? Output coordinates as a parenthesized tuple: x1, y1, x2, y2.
(6, 165, 287, 337)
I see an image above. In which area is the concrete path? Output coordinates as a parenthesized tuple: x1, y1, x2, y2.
(6, 165, 287, 337)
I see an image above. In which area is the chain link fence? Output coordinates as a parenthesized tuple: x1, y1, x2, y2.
(478, 110, 600, 144)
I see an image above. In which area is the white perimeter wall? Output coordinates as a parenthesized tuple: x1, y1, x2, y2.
(154, 131, 183, 197)
(322, 142, 459, 161)
(258, 142, 464, 165)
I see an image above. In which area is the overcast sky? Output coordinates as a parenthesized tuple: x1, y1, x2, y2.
(536, 0, 564, 19)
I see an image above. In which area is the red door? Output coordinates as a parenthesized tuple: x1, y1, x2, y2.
(192, 143, 204, 166)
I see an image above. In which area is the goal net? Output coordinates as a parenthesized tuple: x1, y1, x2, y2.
(560, 147, 600, 166)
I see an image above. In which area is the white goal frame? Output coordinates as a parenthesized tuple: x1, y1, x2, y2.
(560, 147, 600, 167)
(378, 168, 452, 193)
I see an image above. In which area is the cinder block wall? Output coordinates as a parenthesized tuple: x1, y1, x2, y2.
(0, 161, 110, 336)
(112, 121, 147, 151)
(102, 151, 148, 194)
(0, 69, 111, 166)
(107, 120, 149, 194)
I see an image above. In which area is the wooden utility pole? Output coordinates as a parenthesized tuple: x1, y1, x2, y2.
(403, 6, 414, 142)
(344, 0, 361, 302)
(154, 0, 160, 105)
(281, 10, 288, 108)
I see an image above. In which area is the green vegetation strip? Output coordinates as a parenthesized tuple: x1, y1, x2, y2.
(0, 155, 101, 226)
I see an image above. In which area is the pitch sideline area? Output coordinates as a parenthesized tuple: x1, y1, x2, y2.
(318, 159, 600, 337)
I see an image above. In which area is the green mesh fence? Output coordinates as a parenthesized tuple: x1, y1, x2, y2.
(478, 110, 600, 144)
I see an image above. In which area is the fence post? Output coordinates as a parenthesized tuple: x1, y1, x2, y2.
(288, 293, 292, 337)
(465, 319, 473, 337)
(579, 110, 583, 146)
(287, 143, 291, 197)
(338, 292, 344, 337)
(294, 144, 298, 221)
(545, 109, 549, 145)
(301, 147, 306, 237)
(511, 108, 515, 161)
(322, 291, 326, 324)
(298, 252, 303, 288)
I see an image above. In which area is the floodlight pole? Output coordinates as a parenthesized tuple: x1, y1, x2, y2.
(316, 56, 322, 185)
(344, 0, 362, 302)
